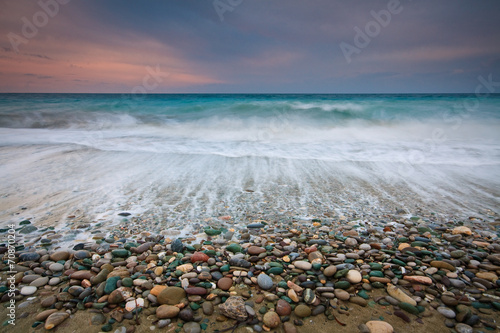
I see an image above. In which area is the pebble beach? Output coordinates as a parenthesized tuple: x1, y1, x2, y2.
(2, 209, 500, 333)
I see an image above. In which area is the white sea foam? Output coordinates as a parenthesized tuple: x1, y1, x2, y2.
(0, 94, 499, 231)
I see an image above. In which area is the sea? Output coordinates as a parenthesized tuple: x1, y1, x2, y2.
(0, 94, 499, 234)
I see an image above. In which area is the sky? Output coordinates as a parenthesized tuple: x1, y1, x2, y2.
(0, 0, 499, 93)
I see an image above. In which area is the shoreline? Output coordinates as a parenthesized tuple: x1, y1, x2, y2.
(1, 211, 500, 332)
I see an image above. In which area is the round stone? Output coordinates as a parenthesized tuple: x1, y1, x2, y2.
(437, 307, 456, 319)
(179, 308, 194, 322)
(202, 302, 214, 315)
(263, 311, 280, 328)
(323, 266, 337, 277)
(49, 251, 70, 261)
(20, 286, 37, 296)
(283, 322, 297, 333)
(49, 263, 64, 272)
(183, 322, 201, 333)
(346, 270, 362, 284)
(365, 321, 394, 333)
(41, 295, 57, 307)
(334, 289, 350, 301)
(345, 238, 358, 246)
(158, 287, 186, 305)
(257, 273, 273, 290)
(276, 299, 292, 316)
(294, 261, 312, 271)
(359, 244, 371, 251)
(247, 246, 266, 255)
(156, 305, 180, 319)
(74, 250, 91, 260)
(294, 304, 311, 318)
(217, 277, 233, 291)
(455, 323, 473, 333)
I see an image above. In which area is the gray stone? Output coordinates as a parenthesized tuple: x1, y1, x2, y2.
(437, 307, 456, 319)
(49, 263, 64, 272)
(257, 273, 273, 290)
(183, 322, 200, 333)
(455, 323, 473, 333)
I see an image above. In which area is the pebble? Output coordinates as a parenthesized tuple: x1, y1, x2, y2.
(20, 286, 37, 296)
(346, 270, 362, 284)
(365, 320, 394, 333)
(183, 322, 201, 333)
(49, 263, 64, 272)
(30, 276, 49, 287)
(257, 273, 273, 290)
(45, 312, 69, 329)
(276, 299, 292, 316)
(5, 209, 500, 333)
(437, 307, 456, 319)
(263, 311, 280, 328)
(294, 261, 312, 270)
(294, 304, 311, 318)
(156, 305, 180, 319)
(455, 323, 473, 333)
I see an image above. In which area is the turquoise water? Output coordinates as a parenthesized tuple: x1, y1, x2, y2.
(0, 94, 499, 227)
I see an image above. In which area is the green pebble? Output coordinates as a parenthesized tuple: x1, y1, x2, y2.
(200, 323, 208, 330)
(226, 243, 242, 253)
(369, 271, 384, 278)
(334, 281, 351, 289)
(121, 278, 133, 287)
(259, 306, 267, 314)
(334, 268, 349, 279)
(269, 262, 283, 268)
(204, 228, 221, 236)
(104, 276, 121, 294)
(358, 290, 369, 300)
(399, 302, 419, 315)
(472, 302, 492, 309)
(278, 281, 288, 288)
(369, 263, 383, 270)
(220, 264, 230, 272)
(190, 302, 200, 310)
(267, 267, 284, 275)
(101, 324, 113, 332)
(312, 263, 322, 270)
(92, 302, 108, 309)
(111, 249, 129, 258)
(391, 259, 406, 266)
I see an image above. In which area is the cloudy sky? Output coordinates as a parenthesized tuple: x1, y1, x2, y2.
(1, 0, 499, 93)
